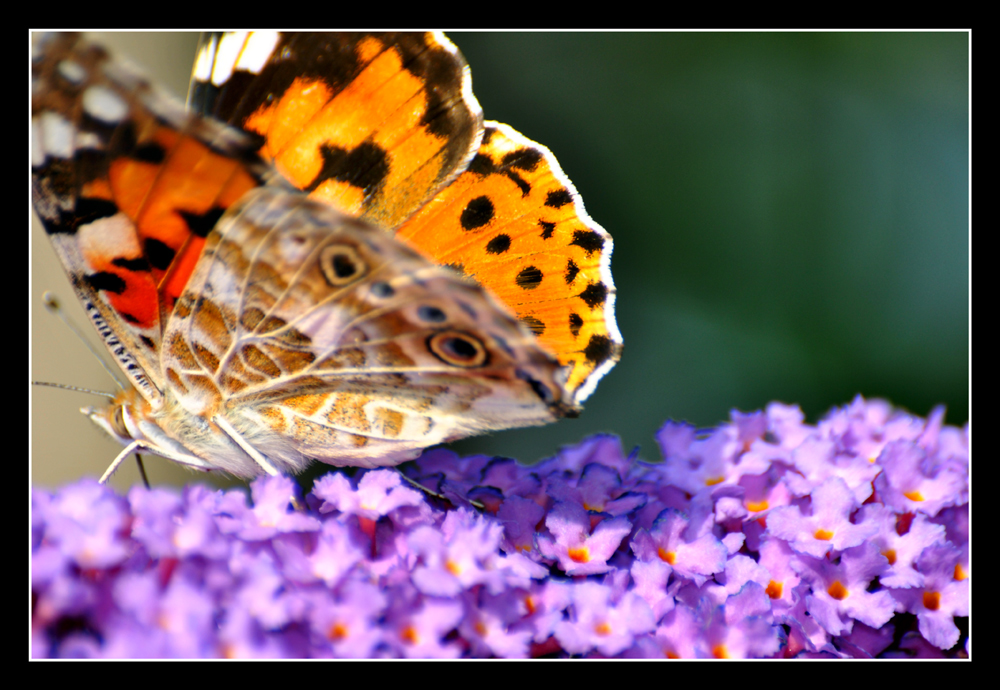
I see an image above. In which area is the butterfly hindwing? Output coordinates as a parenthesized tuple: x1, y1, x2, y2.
(395, 123, 621, 401)
(162, 186, 575, 471)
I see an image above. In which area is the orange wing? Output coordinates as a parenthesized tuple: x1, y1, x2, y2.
(396, 123, 620, 401)
(188, 32, 620, 403)
(189, 32, 483, 231)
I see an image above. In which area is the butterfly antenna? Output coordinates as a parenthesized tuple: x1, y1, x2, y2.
(37, 294, 151, 489)
(31, 381, 116, 399)
(41, 292, 125, 391)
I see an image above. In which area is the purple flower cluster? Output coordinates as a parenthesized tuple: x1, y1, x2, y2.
(31, 397, 969, 658)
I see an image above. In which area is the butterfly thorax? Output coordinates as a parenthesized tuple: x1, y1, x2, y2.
(83, 383, 326, 477)
(82, 387, 228, 475)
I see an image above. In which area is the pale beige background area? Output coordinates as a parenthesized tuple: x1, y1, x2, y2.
(31, 32, 242, 490)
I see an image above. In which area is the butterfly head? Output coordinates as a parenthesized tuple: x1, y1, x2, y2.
(81, 388, 147, 449)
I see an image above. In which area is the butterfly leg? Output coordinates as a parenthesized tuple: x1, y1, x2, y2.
(214, 416, 282, 477)
(211, 417, 312, 511)
(134, 453, 151, 490)
(395, 469, 485, 511)
(100, 440, 147, 484)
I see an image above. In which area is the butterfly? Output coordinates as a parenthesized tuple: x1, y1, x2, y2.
(31, 32, 621, 481)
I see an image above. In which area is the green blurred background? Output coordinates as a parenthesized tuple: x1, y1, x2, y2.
(32, 32, 968, 489)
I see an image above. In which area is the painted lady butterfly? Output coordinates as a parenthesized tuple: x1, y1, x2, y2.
(31, 32, 620, 482)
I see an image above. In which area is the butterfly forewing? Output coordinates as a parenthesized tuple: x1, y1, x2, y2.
(189, 32, 484, 231)
(32, 32, 274, 404)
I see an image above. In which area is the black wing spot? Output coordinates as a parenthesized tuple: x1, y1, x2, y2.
(579, 282, 608, 309)
(119, 311, 144, 326)
(570, 229, 605, 256)
(74, 198, 119, 227)
(132, 142, 166, 164)
(144, 238, 175, 271)
(309, 141, 390, 197)
(520, 315, 546, 336)
(569, 313, 583, 338)
(467, 138, 541, 195)
(538, 220, 555, 239)
(468, 151, 496, 176)
(86, 271, 126, 294)
(178, 207, 225, 238)
(584, 334, 615, 365)
(502, 147, 543, 171)
(545, 188, 573, 208)
(112, 256, 150, 273)
(499, 148, 541, 195)
(486, 234, 511, 254)
(515, 266, 543, 290)
(565, 259, 580, 285)
(460, 196, 494, 230)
